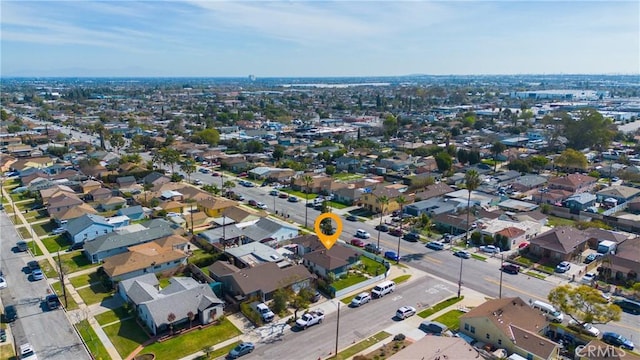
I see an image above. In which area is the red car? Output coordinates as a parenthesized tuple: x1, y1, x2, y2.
(238, 172, 248, 177)
(389, 228, 404, 237)
(350, 239, 366, 248)
(212, 172, 220, 177)
(278, 193, 288, 199)
(248, 200, 258, 206)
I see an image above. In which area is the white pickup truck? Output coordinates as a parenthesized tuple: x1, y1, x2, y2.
(296, 309, 325, 329)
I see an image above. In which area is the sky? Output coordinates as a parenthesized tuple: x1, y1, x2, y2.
(1, 0, 638, 77)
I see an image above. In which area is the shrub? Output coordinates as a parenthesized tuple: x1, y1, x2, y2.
(393, 333, 406, 341)
(240, 301, 263, 327)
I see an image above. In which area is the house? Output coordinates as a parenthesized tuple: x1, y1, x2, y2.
(333, 186, 363, 206)
(98, 196, 127, 211)
(123, 276, 224, 335)
(358, 187, 402, 214)
(598, 237, 639, 285)
(445, 189, 496, 208)
(596, 185, 640, 204)
(116, 176, 137, 189)
(197, 196, 238, 217)
(529, 226, 590, 262)
(83, 219, 180, 263)
(55, 203, 99, 222)
(222, 205, 264, 226)
(80, 180, 102, 194)
(478, 218, 541, 250)
(241, 217, 299, 244)
(221, 156, 250, 172)
(47, 193, 85, 218)
(87, 187, 112, 202)
(102, 236, 189, 281)
(432, 213, 477, 235)
(548, 174, 597, 193)
(335, 156, 360, 172)
(405, 197, 461, 217)
(302, 244, 361, 278)
(66, 214, 119, 244)
(536, 188, 573, 205)
(459, 297, 559, 360)
(11, 157, 55, 172)
(40, 185, 76, 205)
(224, 241, 289, 269)
(290, 174, 333, 194)
(412, 183, 454, 201)
(388, 334, 479, 360)
(143, 172, 171, 188)
(117, 273, 159, 306)
(510, 174, 548, 192)
(209, 261, 314, 302)
(562, 193, 597, 212)
(158, 200, 184, 214)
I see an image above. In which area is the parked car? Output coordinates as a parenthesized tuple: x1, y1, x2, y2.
(16, 241, 28, 252)
(350, 292, 371, 307)
(19, 343, 37, 360)
(375, 224, 389, 232)
(402, 232, 421, 242)
(355, 229, 370, 239)
(31, 269, 44, 281)
(584, 253, 602, 264)
(453, 251, 471, 259)
(27, 261, 40, 271)
(442, 233, 454, 243)
(426, 241, 445, 250)
(45, 294, 60, 310)
(602, 332, 634, 350)
(3, 305, 17, 322)
(227, 342, 255, 359)
(256, 303, 275, 322)
(480, 245, 500, 254)
(388, 228, 403, 237)
(568, 319, 600, 337)
(0, 276, 6, 289)
(419, 320, 451, 335)
(212, 172, 221, 177)
(581, 272, 596, 284)
(287, 196, 299, 203)
(346, 215, 358, 222)
(555, 261, 571, 273)
(364, 243, 382, 254)
(613, 298, 640, 315)
(248, 200, 258, 206)
(52, 227, 66, 235)
(396, 306, 417, 320)
(384, 251, 399, 261)
(278, 193, 288, 199)
(256, 202, 268, 210)
(350, 239, 366, 248)
(500, 263, 520, 275)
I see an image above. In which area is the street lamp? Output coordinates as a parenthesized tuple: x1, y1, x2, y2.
(457, 254, 463, 298)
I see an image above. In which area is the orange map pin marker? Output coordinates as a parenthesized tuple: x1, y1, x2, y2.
(314, 213, 343, 250)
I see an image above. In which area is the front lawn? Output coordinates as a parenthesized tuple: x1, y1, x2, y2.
(142, 318, 241, 359)
(69, 271, 103, 288)
(548, 215, 576, 227)
(32, 222, 56, 237)
(359, 257, 387, 277)
(41, 235, 70, 252)
(95, 307, 132, 326)
(392, 275, 411, 284)
(331, 273, 368, 291)
(432, 309, 465, 331)
(103, 319, 149, 358)
(59, 252, 98, 273)
(336, 331, 390, 360)
(208, 341, 241, 360)
(333, 173, 364, 181)
(281, 188, 318, 199)
(77, 320, 111, 360)
(327, 201, 348, 209)
(15, 199, 36, 211)
(39, 259, 59, 279)
(17, 226, 31, 239)
(77, 282, 114, 306)
(51, 281, 79, 311)
(418, 296, 464, 318)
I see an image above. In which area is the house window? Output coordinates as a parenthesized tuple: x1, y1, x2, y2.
(486, 333, 490, 340)
(154, 265, 161, 269)
(464, 323, 469, 331)
(173, 260, 181, 264)
(527, 354, 533, 360)
(470, 326, 475, 334)
(498, 339, 502, 345)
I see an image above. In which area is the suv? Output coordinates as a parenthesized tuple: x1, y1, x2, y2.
(17, 241, 28, 252)
(501, 263, 520, 274)
(396, 306, 417, 320)
(3, 305, 17, 322)
(355, 229, 370, 239)
(555, 261, 571, 273)
(403, 232, 421, 242)
(46, 294, 60, 310)
(426, 241, 445, 250)
(350, 292, 371, 307)
(19, 343, 38, 360)
(256, 303, 275, 322)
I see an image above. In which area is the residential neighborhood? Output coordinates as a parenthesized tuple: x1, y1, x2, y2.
(1, 75, 639, 360)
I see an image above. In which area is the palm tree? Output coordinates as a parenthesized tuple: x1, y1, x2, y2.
(222, 180, 235, 197)
(491, 141, 506, 173)
(464, 170, 480, 244)
(395, 195, 406, 264)
(143, 182, 153, 204)
(302, 175, 313, 228)
(375, 195, 389, 251)
(187, 311, 195, 329)
(181, 159, 196, 184)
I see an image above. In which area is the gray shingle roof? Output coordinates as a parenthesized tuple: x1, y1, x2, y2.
(83, 219, 175, 255)
(242, 217, 296, 242)
(117, 205, 144, 216)
(66, 214, 113, 236)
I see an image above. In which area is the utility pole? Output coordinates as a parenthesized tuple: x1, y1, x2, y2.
(334, 301, 340, 359)
(457, 255, 463, 298)
(57, 250, 68, 307)
(499, 253, 504, 299)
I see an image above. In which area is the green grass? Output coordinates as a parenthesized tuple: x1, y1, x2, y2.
(77, 320, 111, 360)
(95, 307, 131, 326)
(30, 241, 44, 256)
(69, 272, 99, 288)
(470, 253, 487, 261)
(359, 257, 387, 277)
(335, 331, 391, 360)
(41, 235, 70, 252)
(392, 275, 411, 284)
(142, 318, 241, 359)
(59, 252, 98, 273)
(327, 201, 348, 209)
(281, 188, 318, 199)
(432, 309, 465, 332)
(2, 179, 19, 188)
(39, 259, 58, 279)
(158, 278, 171, 288)
(208, 341, 241, 360)
(103, 319, 149, 359)
(525, 271, 547, 280)
(23, 210, 48, 222)
(333, 173, 364, 181)
(514, 256, 535, 267)
(0, 343, 15, 359)
(418, 296, 464, 318)
(331, 273, 368, 291)
(17, 226, 31, 239)
(32, 221, 56, 236)
(51, 281, 79, 311)
(548, 215, 576, 227)
(15, 199, 36, 211)
(76, 282, 114, 306)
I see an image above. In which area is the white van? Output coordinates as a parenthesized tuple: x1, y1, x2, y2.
(532, 300, 564, 322)
(371, 280, 396, 298)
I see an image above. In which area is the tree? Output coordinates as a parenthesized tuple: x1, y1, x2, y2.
(93, 123, 108, 150)
(187, 311, 195, 328)
(468, 150, 481, 165)
(563, 108, 616, 151)
(375, 195, 389, 250)
(555, 148, 588, 170)
(325, 165, 336, 176)
(110, 133, 125, 152)
(491, 141, 506, 173)
(302, 175, 313, 228)
(292, 287, 313, 320)
(272, 288, 288, 314)
(180, 159, 196, 184)
(272, 145, 285, 161)
(548, 284, 621, 325)
(222, 180, 236, 196)
(382, 114, 398, 137)
(195, 128, 220, 146)
(167, 312, 176, 334)
(143, 183, 153, 204)
(457, 148, 469, 165)
(464, 170, 480, 243)
(528, 155, 549, 173)
(435, 151, 453, 173)
(160, 148, 181, 173)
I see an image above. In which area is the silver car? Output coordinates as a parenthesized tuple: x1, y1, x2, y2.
(350, 292, 371, 307)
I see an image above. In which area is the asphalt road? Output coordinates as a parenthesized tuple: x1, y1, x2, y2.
(0, 212, 89, 360)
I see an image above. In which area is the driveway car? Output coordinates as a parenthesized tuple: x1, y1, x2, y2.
(396, 306, 417, 320)
(480, 245, 500, 254)
(581, 273, 596, 284)
(402, 232, 420, 242)
(16, 241, 28, 252)
(555, 261, 571, 273)
(375, 224, 389, 232)
(584, 253, 602, 264)
(346, 215, 358, 222)
(0, 276, 6, 289)
(419, 320, 450, 335)
(453, 251, 471, 259)
(364, 243, 382, 254)
(350, 239, 366, 248)
(3, 305, 17, 322)
(601, 332, 634, 350)
(389, 228, 403, 236)
(52, 227, 66, 235)
(227, 342, 255, 359)
(350, 292, 371, 307)
(384, 251, 399, 261)
(31, 269, 44, 281)
(442, 233, 454, 243)
(355, 229, 371, 239)
(568, 320, 600, 337)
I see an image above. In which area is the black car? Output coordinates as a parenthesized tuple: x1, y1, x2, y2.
(364, 243, 382, 254)
(46, 294, 60, 310)
(3, 305, 17, 322)
(403, 232, 421, 242)
(27, 261, 40, 271)
(500, 263, 520, 275)
(346, 215, 358, 222)
(375, 224, 389, 232)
